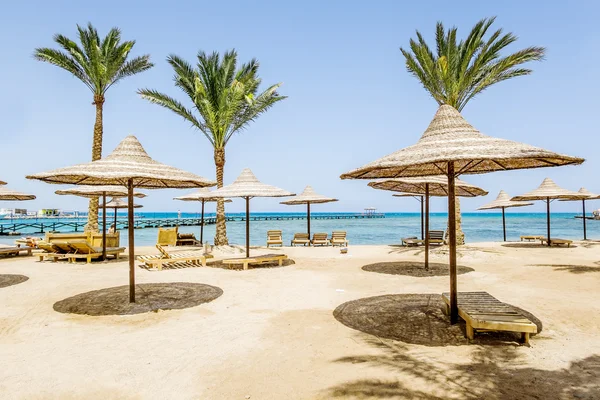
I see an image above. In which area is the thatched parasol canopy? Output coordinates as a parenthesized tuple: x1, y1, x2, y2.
(211, 168, 294, 257)
(477, 190, 533, 242)
(174, 188, 231, 244)
(341, 105, 584, 180)
(511, 178, 585, 201)
(280, 186, 338, 205)
(56, 185, 147, 198)
(0, 180, 6, 185)
(370, 175, 487, 197)
(558, 187, 600, 241)
(340, 104, 584, 325)
(211, 169, 294, 199)
(478, 190, 533, 210)
(27, 135, 216, 189)
(0, 187, 36, 201)
(100, 198, 143, 209)
(27, 135, 215, 304)
(280, 186, 338, 239)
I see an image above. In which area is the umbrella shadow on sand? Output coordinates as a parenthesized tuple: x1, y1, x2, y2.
(0, 274, 29, 289)
(325, 336, 600, 399)
(362, 261, 474, 277)
(527, 262, 600, 274)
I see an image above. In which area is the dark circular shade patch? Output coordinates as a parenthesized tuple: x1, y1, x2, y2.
(53, 282, 223, 316)
(362, 261, 474, 277)
(0, 274, 29, 288)
(334, 294, 542, 346)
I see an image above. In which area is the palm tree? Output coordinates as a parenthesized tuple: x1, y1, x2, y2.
(139, 50, 286, 245)
(34, 23, 153, 231)
(401, 17, 545, 244)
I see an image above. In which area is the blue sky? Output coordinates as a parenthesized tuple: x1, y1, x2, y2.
(1, 0, 599, 214)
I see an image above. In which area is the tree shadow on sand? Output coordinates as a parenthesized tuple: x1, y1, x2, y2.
(53, 282, 223, 316)
(527, 262, 600, 274)
(0, 274, 29, 288)
(362, 261, 473, 277)
(333, 294, 542, 347)
(327, 337, 600, 399)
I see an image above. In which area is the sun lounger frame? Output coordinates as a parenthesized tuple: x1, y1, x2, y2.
(221, 254, 288, 270)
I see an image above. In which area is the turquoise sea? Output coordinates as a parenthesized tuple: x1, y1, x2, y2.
(1, 212, 597, 247)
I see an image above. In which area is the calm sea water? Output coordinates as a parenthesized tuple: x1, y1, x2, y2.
(1, 212, 597, 247)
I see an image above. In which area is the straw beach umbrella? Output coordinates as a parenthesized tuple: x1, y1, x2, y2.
(341, 105, 584, 323)
(27, 135, 216, 302)
(280, 186, 338, 239)
(0, 180, 6, 185)
(174, 188, 231, 244)
(512, 178, 586, 245)
(370, 175, 487, 269)
(56, 185, 146, 260)
(0, 187, 36, 201)
(211, 168, 294, 258)
(477, 190, 533, 241)
(559, 188, 600, 240)
(99, 198, 143, 231)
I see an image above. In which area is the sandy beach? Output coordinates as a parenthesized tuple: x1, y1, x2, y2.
(1, 242, 599, 399)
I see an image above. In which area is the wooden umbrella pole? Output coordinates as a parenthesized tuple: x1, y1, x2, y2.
(102, 192, 107, 261)
(502, 207, 507, 242)
(447, 162, 458, 324)
(113, 206, 118, 230)
(582, 199, 587, 240)
(420, 196, 424, 240)
(128, 179, 135, 303)
(307, 202, 311, 241)
(246, 196, 250, 258)
(200, 200, 205, 244)
(424, 184, 430, 270)
(546, 197, 551, 247)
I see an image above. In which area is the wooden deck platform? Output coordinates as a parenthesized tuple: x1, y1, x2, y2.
(442, 291, 537, 344)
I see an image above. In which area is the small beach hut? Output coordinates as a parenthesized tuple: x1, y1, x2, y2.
(211, 168, 294, 258)
(0, 187, 36, 201)
(56, 186, 146, 259)
(99, 198, 144, 231)
(341, 105, 584, 323)
(477, 190, 533, 241)
(280, 186, 338, 239)
(174, 188, 231, 244)
(27, 135, 215, 302)
(512, 178, 586, 245)
(370, 175, 487, 270)
(559, 188, 600, 240)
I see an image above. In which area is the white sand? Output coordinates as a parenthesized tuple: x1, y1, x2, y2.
(1, 242, 599, 399)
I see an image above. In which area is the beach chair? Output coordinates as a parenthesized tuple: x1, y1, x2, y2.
(520, 235, 544, 242)
(291, 233, 310, 246)
(402, 236, 423, 246)
(136, 244, 211, 270)
(0, 246, 32, 257)
(176, 232, 200, 246)
(442, 292, 537, 344)
(157, 227, 178, 246)
(222, 254, 288, 270)
(311, 233, 330, 246)
(65, 240, 125, 263)
(428, 230, 445, 245)
(36, 241, 69, 262)
(330, 231, 349, 246)
(266, 230, 283, 247)
(540, 238, 573, 247)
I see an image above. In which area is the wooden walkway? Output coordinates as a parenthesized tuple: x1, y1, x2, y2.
(0, 213, 384, 235)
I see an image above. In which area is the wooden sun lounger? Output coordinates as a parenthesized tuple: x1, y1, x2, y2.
(442, 291, 537, 344)
(291, 233, 310, 246)
(520, 235, 544, 242)
(176, 233, 201, 246)
(428, 230, 445, 245)
(311, 233, 329, 246)
(330, 231, 349, 247)
(266, 230, 283, 247)
(221, 254, 288, 270)
(136, 245, 211, 270)
(402, 236, 423, 246)
(36, 241, 68, 262)
(539, 238, 573, 247)
(66, 240, 125, 263)
(0, 246, 33, 257)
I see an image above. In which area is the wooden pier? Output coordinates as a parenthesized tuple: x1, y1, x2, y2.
(0, 213, 384, 235)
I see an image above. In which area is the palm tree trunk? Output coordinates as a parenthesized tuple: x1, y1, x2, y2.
(214, 147, 229, 245)
(85, 95, 104, 232)
(446, 196, 465, 245)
